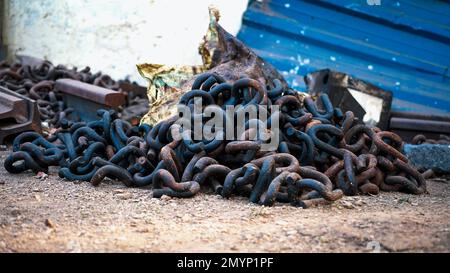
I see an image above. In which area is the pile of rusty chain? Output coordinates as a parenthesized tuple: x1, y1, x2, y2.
(411, 134, 450, 145)
(3, 72, 429, 208)
(0, 60, 144, 126)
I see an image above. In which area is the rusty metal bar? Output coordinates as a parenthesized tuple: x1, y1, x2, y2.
(389, 111, 450, 142)
(390, 117, 450, 134)
(55, 79, 125, 121)
(0, 86, 42, 143)
(56, 79, 125, 107)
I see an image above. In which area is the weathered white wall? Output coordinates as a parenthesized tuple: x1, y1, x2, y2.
(3, 0, 247, 84)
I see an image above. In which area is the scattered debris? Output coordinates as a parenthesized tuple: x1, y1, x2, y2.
(116, 192, 133, 200)
(3, 71, 430, 210)
(249, 207, 272, 218)
(45, 218, 55, 228)
(0, 8, 440, 220)
(354, 199, 366, 206)
(35, 172, 48, 180)
(160, 195, 172, 201)
(340, 200, 355, 209)
(0, 58, 149, 133)
(34, 194, 41, 202)
(411, 134, 450, 145)
(180, 214, 191, 222)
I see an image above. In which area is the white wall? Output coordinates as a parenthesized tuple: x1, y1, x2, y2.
(3, 0, 248, 84)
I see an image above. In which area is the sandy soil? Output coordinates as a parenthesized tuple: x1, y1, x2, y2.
(0, 150, 448, 253)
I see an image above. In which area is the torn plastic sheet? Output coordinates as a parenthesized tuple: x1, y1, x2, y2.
(137, 7, 289, 125)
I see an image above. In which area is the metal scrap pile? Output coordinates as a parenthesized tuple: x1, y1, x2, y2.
(3, 71, 431, 208)
(411, 134, 450, 145)
(0, 59, 148, 130)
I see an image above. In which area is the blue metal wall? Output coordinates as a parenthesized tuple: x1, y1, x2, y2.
(237, 0, 450, 115)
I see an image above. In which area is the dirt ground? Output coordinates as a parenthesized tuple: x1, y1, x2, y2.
(0, 150, 448, 253)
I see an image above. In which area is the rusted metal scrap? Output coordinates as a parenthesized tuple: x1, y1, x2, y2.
(0, 57, 148, 131)
(411, 134, 450, 145)
(0, 86, 42, 143)
(390, 111, 450, 143)
(4, 72, 430, 210)
(305, 69, 393, 130)
(0, 9, 434, 209)
(55, 79, 125, 121)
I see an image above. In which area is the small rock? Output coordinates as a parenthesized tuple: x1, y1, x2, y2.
(286, 230, 297, 236)
(45, 227, 55, 236)
(354, 199, 365, 206)
(149, 198, 161, 205)
(45, 218, 55, 228)
(341, 201, 355, 209)
(34, 194, 41, 202)
(35, 172, 48, 180)
(138, 227, 151, 233)
(0, 180, 5, 185)
(66, 240, 82, 253)
(10, 209, 21, 217)
(0, 145, 7, 151)
(160, 195, 172, 201)
(275, 220, 288, 226)
(116, 192, 133, 200)
(403, 144, 450, 173)
(0, 241, 6, 248)
(181, 214, 191, 222)
(113, 189, 125, 194)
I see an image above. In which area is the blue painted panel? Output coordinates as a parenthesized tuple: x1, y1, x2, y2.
(237, 0, 450, 115)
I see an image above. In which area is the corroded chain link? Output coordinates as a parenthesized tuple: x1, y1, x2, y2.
(3, 72, 429, 208)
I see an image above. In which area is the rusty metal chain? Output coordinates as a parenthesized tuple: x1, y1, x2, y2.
(3, 71, 430, 208)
